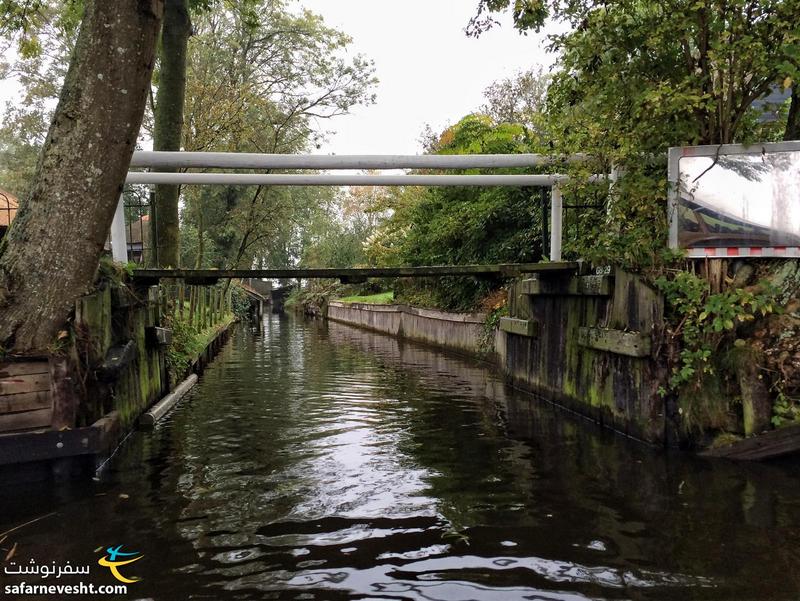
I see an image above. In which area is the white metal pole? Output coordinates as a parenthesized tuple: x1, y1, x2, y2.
(550, 185, 563, 262)
(125, 172, 588, 187)
(110, 194, 128, 263)
(130, 151, 589, 171)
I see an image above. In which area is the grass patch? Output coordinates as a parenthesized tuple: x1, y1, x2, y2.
(335, 291, 394, 304)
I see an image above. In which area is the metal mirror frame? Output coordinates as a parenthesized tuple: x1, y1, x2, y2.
(668, 140, 800, 258)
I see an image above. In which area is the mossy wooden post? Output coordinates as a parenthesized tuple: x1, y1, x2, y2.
(193, 285, 199, 328)
(214, 288, 219, 324)
(193, 286, 199, 329)
(209, 288, 215, 326)
(133, 307, 150, 421)
(197, 287, 202, 329)
(736, 348, 771, 436)
(197, 286, 207, 330)
(204, 287, 209, 326)
(50, 357, 79, 430)
(189, 285, 197, 329)
(76, 287, 113, 362)
(160, 285, 168, 319)
(178, 283, 185, 320)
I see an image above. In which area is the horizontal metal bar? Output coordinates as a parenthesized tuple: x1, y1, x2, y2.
(125, 173, 584, 186)
(670, 140, 800, 159)
(130, 151, 588, 170)
(131, 262, 580, 280)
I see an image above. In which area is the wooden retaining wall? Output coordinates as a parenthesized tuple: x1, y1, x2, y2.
(499, 267, 666, 443)
(0, 281, 234, 469)
(325, 266, 667, 445)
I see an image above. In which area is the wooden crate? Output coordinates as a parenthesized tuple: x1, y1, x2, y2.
(0, 361, 53, 433)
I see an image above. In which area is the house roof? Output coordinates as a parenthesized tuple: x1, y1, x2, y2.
(0, 189, 18, 227)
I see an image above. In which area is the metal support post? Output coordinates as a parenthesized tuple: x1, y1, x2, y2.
(550, 185, 563, 261)
(110, 194, 128, 263)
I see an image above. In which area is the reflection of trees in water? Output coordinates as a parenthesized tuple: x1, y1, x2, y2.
(323, 321, 537, 531)
(324, 321, 799, 590)
(767, 152, 800, 239)
(97, 319, 800, 599)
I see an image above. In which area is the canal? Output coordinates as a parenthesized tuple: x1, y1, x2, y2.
(2, 315, 800, 600)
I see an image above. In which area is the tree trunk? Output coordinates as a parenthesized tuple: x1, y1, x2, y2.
(0, 0, 164, 354)
(784, 87, 800, 141)
(152, 0, 191, 267)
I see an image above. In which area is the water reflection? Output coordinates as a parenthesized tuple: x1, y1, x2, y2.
(0, 315, 799, 600)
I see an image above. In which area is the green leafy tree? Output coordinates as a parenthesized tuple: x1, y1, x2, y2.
(0, 0, 81, 199)
(372, 114, 545, 310)
(480, 66, 549, 134)
(0, 0, 163, 352)
(151, 0, 192, 267)
(469, 0, 800, 269)
(177, 1, 376, 271)
(299, 184, 391, 269)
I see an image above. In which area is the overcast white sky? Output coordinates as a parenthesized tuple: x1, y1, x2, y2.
(0, 2, 559, 156)
(294, 0, 558, 155)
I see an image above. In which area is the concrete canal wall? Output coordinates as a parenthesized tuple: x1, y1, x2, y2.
(325, 266, 667, 444)
(327, 302, 486, 355)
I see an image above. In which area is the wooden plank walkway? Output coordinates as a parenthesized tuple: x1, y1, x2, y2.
(132, 262, 580, 282)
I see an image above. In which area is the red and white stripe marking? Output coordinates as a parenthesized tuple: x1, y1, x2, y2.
(686, 247, 800, 258)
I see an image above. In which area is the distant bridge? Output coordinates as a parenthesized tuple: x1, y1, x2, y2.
(131, 262, 579, 284)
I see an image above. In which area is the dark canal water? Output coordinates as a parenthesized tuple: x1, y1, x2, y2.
(2, 316, 800, 600)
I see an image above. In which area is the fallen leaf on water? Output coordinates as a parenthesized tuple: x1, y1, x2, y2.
(5, 542, 17, 562)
